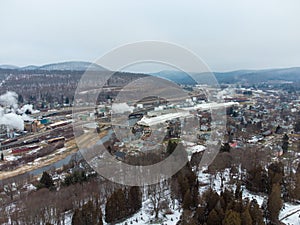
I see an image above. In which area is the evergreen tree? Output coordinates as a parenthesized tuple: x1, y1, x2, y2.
(204, 189, 220, 212)
(181, 210, 198, 225)
(267, 162, 284, 194)
(82, 201, 97, 225)
(18, 94, 24, 104)
(230, 199, 244, 214)
(190, 181, 199, 209)
(295, 173, 300, 200)
(249, 200, 265, 225)
(222, 188, 233, 203)
(166, 140, 177, 155)
(235, 182, 243, 200)
(71, 209, 81, 225)
(38, 171, 54, 190)
(72, 200, 103, 225)
(65, 97, 70, 105)
(220, 143, 231, 152)
(275, 125, 281, 134)
(207, 209, 222, 225)
(241, 206, 252, 225)
(175, 163, 198, 202)
(63, 170, 87, 186)
(282, 133, 289, 142)
(105, 189, 126, 223)
(222, 210, 241, 225)
(182, 189, 193, 210)
(105, 187, 141, 223)
(127, 186, 142, 213)
(246, 166, 268, 193)
(282, 134, 289, 153)
(267, 183, 282, 224)
(194, 206, 206, 224)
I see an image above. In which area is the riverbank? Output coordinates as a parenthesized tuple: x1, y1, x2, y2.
(0, 140, 78, 180)
(0, 129, 110, 180)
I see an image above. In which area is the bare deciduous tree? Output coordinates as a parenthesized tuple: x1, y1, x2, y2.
(147, 180, 170, 219)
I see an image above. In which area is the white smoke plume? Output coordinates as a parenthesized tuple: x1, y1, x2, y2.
(216, 88, 235, 99)
(0, 91, 32, 132)
(19, 104, 40, 114)
(0, 91, 18, 109)
(21, 113, 35, 122)
(112, 103, 134, 114)
(0, 111, 24, 130)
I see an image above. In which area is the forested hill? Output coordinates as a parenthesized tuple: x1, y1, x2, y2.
(151, 67, 300, 85)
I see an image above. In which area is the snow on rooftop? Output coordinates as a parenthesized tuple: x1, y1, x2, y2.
(186, 145, 206, 154)
(137, 111, 190, 127)
(137, 102, 238, 127)
(182, 101, 239, 111)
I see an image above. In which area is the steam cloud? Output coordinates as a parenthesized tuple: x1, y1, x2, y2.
(112, 103, 134, 114)
(0, 109, 24, 131)
(19, 104, 40, 114)
(0, 91, 18, 109)
(0, 91, 38, 132)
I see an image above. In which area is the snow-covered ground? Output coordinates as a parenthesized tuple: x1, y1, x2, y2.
(197, 167, 300, 225)
(280, 203, 300, 225)
(112, 200, 181, 225)
(43, 167, 300, 225)
(2, 162, 299, 224)
(61, 198, 182, 225)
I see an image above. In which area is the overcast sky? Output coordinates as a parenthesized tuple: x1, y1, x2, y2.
(0, 0, 300, 72)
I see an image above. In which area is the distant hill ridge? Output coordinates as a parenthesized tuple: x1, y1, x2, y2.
(0, 61, 299, 84)
(0, 61, 107, 71)
(151, 67, 300, 84)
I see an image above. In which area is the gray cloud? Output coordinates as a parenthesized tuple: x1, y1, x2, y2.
(0, 0, 300, 71)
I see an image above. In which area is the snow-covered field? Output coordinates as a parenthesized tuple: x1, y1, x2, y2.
(280, 203, 300, 225)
